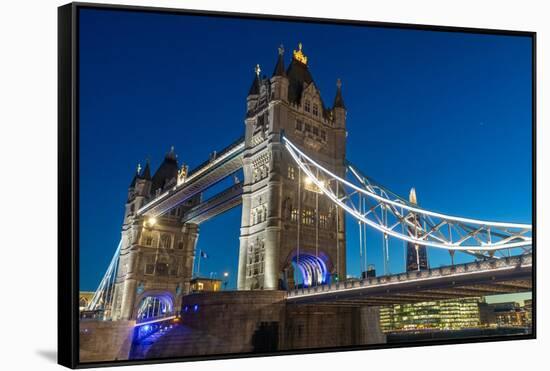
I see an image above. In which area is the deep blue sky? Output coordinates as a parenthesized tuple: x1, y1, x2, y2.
(79, 8, 532, 291)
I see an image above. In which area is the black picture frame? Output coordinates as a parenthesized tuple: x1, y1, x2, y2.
(58, 2, 536, 369)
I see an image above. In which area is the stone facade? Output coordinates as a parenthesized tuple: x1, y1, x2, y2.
(80, 320, 135, 362)
(238, 44, 348, 290)
(135, 291, 385, 359)
(111, 153, 201, 320)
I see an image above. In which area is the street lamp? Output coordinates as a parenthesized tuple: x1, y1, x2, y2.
(223, 272, 229, 290)
(146, 217, 157, 228)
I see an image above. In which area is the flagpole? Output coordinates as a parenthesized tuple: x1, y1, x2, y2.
(197, 249, 201, 278)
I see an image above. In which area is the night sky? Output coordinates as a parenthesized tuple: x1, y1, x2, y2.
(79, 8, 532, 291)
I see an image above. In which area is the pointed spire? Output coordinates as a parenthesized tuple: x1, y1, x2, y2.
(248, 64, 261, 95)
(142, 159, 151, 180)
(272, 44, 286, 77)
(409, 187, 418, 205)
(129, 163, 140, 187)
(333, 78, 346, 109)
(166, 146, 177, 161)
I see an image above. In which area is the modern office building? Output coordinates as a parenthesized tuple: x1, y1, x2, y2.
(379, 297, 481, 332)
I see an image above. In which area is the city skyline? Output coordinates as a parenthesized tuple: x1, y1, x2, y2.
(79, 8, 532, 291)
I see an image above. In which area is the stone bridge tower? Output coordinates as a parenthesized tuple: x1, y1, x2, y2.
(238, 44, 347, 290)
(111, 150, 201, 320)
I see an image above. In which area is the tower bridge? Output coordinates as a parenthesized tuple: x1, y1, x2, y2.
(80, 43, 533, 363)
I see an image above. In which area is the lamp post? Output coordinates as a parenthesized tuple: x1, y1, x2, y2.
(223, 272, 229, 290)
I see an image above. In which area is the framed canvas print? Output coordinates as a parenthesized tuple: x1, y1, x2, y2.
(58, 2, 536, 368)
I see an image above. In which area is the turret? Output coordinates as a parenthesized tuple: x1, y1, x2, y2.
(332, 78, 347, 129)
(270, 45, 289, 103)
(127, 164, 140, 201)
(124, 162, 152, 224)
(134, 159, 152, 199)
(246, 64, 261, 114)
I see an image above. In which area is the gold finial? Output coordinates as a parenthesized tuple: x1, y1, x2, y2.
(255, 64, 261, 76)
(293, 42, 308, 65)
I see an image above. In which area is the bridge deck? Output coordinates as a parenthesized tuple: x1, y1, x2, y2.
(287, 254, 532, 306)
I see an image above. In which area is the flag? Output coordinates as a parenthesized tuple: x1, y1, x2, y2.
(200, 250, 208, 259)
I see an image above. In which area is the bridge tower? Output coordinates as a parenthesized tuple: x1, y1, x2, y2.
(111, 150, 201, 320)
(238, 44, 347, 290)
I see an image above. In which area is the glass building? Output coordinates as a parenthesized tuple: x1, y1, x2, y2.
(379, 298, 481, 332)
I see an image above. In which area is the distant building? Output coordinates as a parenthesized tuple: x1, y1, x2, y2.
(190, 277, 222, 293)
(524, 299, 533, 323)
(494, 302, 530, 327)
(478, 300, 531, 327)
(363, 264, 376, 278)
(405, 188, 428, 272)
(79, 291, 94, 311)
(478, 302, 497, 326)
(379, 298, 481, 332)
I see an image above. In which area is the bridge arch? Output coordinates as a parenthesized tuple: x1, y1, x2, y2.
(134, 290, 175, 322)
(282, 250, 333, 289)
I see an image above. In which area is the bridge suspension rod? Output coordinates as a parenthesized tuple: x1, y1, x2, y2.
(282, 135, 532, 256)
(86, 239, 122, 315)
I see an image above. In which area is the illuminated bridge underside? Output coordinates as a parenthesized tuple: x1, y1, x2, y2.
(182, 184, 243, 224)
(287, 255, 532, 306)
(138, 138, 245, 217)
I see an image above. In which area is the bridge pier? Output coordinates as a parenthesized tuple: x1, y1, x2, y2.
(125, 291, 385, 360)
(283, 304, 386, 350)
(357, 306, 386, 345)
(79, 320, 135, 362)
(118, 278, 137, 320)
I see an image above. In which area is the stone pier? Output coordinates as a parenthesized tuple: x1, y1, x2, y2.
(133, 290, 386, 359)
(79, 320, 135, 362)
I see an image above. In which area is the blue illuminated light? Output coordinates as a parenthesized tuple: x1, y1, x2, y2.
(193, 304, 199, 312)
(292, 254, 329, 287)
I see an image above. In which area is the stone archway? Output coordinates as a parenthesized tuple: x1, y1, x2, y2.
(134, 291, 175, 321)
(282, 250, 333, 289)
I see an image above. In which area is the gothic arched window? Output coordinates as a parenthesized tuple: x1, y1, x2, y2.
(304, 100, 311, 113)
(143, 232, 154, 247)
(160, 234, 171, 249)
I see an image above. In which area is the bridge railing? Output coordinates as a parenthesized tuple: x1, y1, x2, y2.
(287, 254, 532, 298)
